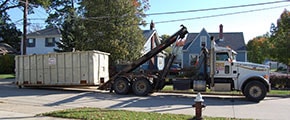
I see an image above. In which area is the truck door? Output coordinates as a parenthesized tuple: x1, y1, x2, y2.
(215, 52, 232, 77)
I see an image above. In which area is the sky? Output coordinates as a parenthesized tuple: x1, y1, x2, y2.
(8, 0, 290, 44)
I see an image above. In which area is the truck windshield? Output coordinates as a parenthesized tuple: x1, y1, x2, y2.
(216, 52, 229, 61)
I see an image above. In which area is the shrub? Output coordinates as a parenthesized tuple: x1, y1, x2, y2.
(0, 54, 15, 74)
(270, 74, 290, 89)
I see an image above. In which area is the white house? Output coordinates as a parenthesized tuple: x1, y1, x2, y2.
(141, 21, 166, 70)
(23, 24, 165, 70)
(25, 27, 61, 55)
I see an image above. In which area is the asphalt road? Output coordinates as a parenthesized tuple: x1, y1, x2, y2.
(1, 79, 290, 120)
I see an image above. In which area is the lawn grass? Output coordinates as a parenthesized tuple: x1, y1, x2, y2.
(0, 74, 15, 79)
(161, 85, 290, 96)
(269, 89, 290, 95)
(39, 107, 247, 120)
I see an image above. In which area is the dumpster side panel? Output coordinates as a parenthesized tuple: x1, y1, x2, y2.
(65, 52, 73, 84)
(72, 52, 81, 84)
(36, 55, 44, 84)
(80, 52, 89, 84)
(92, 53, 100, 84)
(57, 53, 65, 84)
(98, 52, 109, 83)
(29, 55, 37, 84)
(15, 51, 109, 87)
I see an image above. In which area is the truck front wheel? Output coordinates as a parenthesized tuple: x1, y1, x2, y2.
(132, 78, 152, 96)
(243, 81, 267, 102)
(113, 77, 130, 95)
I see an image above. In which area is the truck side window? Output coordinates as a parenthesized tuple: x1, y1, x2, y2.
(216, 53, 229, 61)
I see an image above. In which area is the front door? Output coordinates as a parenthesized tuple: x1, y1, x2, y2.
(215, 52, 232, 77)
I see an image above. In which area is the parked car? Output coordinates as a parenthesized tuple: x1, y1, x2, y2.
(169, 64, 181, 75)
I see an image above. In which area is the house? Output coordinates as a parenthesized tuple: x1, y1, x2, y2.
(180, 24, 247, 68)
(141, 21, 166, 70)
(23, 23, 165, 70)
(25, 27, 61, 55)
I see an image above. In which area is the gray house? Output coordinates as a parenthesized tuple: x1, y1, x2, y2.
(181, 24, 247, 68)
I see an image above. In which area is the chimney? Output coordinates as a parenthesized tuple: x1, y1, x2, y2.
(219, 24, 223, 40)
(150, 20, 155, 30)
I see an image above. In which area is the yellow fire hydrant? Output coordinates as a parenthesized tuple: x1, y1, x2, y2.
(192, 92, 206, 120)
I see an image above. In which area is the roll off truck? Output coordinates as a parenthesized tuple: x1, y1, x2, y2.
(99, 25, 270, 102)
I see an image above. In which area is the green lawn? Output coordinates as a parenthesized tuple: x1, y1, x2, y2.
(269, 89, 290, 95)
(0, 74, 15, 79)
(39, 107, 248, 120)
(161, 85, 290, 96)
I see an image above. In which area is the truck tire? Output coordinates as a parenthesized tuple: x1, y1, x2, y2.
(132, 78, 152, 96)
(113, 77, 130, 95)
(244, 81, 267, 102)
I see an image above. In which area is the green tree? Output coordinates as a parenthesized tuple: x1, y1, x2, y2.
(51, 0, 88, 52)
(247, 36, 270, 64)
(0, 0, 51, 52)
(0, 10, 21, 51)
(45, 0, 79, 26)
(54, 16, 88, 52)
(160, 34, 171, 53)
(0, 0, 51, 15)
(269, 9, 290, 66)
(160, 34, 170, 42)
(80, 0, 146, 64)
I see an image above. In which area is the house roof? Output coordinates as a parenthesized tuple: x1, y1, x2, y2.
(0, 43, 17, 55)
(143, 30, 155, 41)
(184, 32, 246, 51)
(142, 30, 161, 45)
(27, 27, 61, 37)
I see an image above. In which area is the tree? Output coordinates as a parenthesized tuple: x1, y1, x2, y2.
(45, 0, 80, 27)
(0, 0, 51, 52)
(51, 0, 88, 52)
(1, 0, 51, 15)
(160, 34, 171, 53)
(247, 35, 271, 64)
(0, 9, 21, 51)
(54, 16, 88, 52)
(160, 34, 170, 42)
(80, 0, 147, 64)
(269, 9, 290, 66)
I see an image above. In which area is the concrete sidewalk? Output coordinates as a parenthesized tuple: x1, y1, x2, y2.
(1, 78, 290, 120)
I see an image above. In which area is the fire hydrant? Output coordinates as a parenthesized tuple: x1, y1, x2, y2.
(192, 92, 206, 120)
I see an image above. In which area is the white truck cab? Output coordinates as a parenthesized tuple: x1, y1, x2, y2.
(196, 37, 271, 102)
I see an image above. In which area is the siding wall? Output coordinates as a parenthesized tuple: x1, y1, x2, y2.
(182, 30, 211, 68)
(26, 36, 61, 55)
(236, 51, 247, 62)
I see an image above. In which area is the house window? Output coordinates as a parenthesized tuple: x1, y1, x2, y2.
(189, 54, 199, 66)
(200, 36, 207, 47)
(45, 38, 55, 47)
(27, 38, 36, 47)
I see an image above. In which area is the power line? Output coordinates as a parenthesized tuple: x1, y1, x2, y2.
(153, 4, 290, 24)
(145, 0, 290, 16)
(10, 3, 289, 27)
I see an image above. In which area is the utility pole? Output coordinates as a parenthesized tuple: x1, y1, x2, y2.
(22, 0, 28, 55)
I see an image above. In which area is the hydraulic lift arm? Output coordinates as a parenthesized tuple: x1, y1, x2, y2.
(98, 25, 188, 90)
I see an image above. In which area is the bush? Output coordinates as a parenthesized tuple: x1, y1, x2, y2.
(270, 74, 290, 89)
(0, 54, 15, 74)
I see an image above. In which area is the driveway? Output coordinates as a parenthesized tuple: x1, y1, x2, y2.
(1, 79, 290, 120)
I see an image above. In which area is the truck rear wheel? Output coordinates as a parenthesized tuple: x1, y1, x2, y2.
(132, 78, 152, 96)
(244, 81, 267, 102)
(113, 77, 130, 95)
